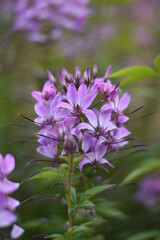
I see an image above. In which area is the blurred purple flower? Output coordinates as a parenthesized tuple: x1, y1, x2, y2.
(2, 0, 91, 42)
(0, 153, 24, 238)
(135, 177, 160, 207)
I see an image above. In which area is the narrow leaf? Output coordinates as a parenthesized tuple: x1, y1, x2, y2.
(126, 230, 160, 240)
(120, 159, 160, 186)
(154, 55, 160, 72)
(83, 185, 115, 198)
(109, 66, 157, 85)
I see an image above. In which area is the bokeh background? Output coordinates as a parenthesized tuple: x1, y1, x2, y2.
(0, 0, 160, 239)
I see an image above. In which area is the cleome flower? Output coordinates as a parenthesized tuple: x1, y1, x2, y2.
(0, 153, 24, 239)
(32, 65, 131, 173)
(1, 0, 91, 42)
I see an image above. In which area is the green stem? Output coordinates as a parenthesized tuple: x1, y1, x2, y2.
(66, 154, 73, 240)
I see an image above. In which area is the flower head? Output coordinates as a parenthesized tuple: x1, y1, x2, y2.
(32, 65, 131, 173)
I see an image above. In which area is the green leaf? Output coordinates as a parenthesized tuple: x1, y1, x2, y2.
(154, 55, 160, 72)
(79, 200, 95, 209)
(29, 168, 62, 181)
(126, 230, 160, 240)
(70, 187, 76, 204)
(68, 207, 75, 214)
(65, 225, 89, 238)
(45, 234, 65, 240)
(73, 155, 83, 167)
(120, 159, 160, 186)
(109, 66, 157, 86)
(83, 185, 115, 199)
(97, 203, 127, 220)
(59, 155, 70, 163)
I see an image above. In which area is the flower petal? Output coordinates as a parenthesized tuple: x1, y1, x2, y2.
(95, 145, 107, 160)
(118, 115, 129, 124)
(11, 224, 24, 239)
(76, 122, 93, 133)
(83, 109, 97, 128)
(83, 90, 97, 109)
(119, 92, 131, 111)
(79, 157, 92, 172)
(82, 133, 92, 153)
(31, 91, 42, 101)
(115, 127, 131, 140)
(99, 158, 114, 168)
(0, 178, 20, 195)
(6, 197, 20, 211)
(100, 103, 113, 112)
(99, 111, 111, 128)
(0, 210, 17, 228)
(67, 83, 78, 107)
(78, 83, 88, 107)
(1, 154, 15, 175)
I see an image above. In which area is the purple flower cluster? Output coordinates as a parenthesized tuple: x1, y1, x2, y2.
(32, 65, 131, 172)
(135, 177, 160, 207)
(2, 0, 91, 42)
(0, 153, 24, 239)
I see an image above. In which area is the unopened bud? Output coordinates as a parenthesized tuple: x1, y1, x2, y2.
(47, 70, 56, 84)
(62, 67, 73, 83)
(42, 85, 56, 101)
(93, 64, 98, 79)
(63, 134, 76, 154)
(58, 70, 67, 92)
(104, 65, 112, 81)
(84, 67, 91, 85)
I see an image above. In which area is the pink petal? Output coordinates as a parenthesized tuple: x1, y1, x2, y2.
(0, 210, 17, 228)
(0, 178, 20, 194)
(51, 93, 61, 110)
(99, 158, 114, 168)
(83, 109, 97, 127)
(31, 91, 42, 101)
(119, 92, 131, 111)
(67, 83, 78, 107)
(57, 102, 72, 111)
(99, 111, 111, 128)
(115, 127, 131, 140)
(83, 90, 97, 109)
(82, 133, 92, 153)
(0, 153, 3, 168)
(118, 115, 129, 124)
(95, 145, 107, 160)
(100, 103, 113, 112)
(6, 197, 20, 211)
(76, 123, 93, 133)
(11, 224, 24, 239)
(1, 154, 15, 175)
(79, 157, 92, 172)
(78, 83, 88, 107)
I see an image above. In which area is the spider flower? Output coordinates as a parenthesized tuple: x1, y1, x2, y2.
(0, 153, 24, 238)
(135, 177, 160, 207)
(1, 0, 91, 42)
(32, 65, 131, 172)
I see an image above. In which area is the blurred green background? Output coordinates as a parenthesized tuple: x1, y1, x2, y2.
(0, 0, 160, 239)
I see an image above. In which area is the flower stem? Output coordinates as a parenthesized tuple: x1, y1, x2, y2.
(66, 154, 73, 240)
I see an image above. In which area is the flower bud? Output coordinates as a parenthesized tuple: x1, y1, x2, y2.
(58, 70, 67, 92)
(47, 70, 56, 84)
(93, 64, 98, 79)
(63, 134, 76, 154)
(42, 85, 56, 101)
